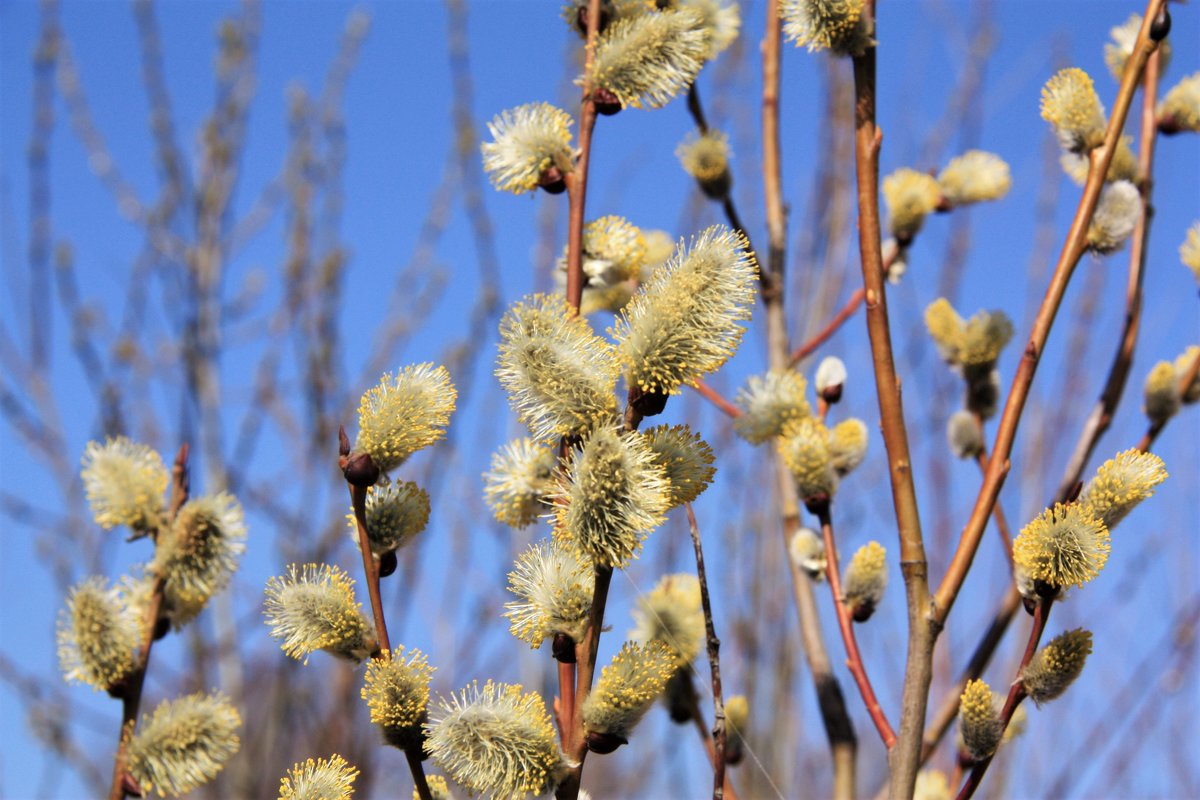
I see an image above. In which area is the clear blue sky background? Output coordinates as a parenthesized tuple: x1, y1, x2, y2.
(2, 1, 1198, 798)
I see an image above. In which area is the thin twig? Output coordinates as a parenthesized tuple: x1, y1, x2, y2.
(563, 0, 602, 315)
(692, 380, 741, 419)
(684, 503, 732, 800)
(848, 4, 933, 794)
(816, 507, 897, 748)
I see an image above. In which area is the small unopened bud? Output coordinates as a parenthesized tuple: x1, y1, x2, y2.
(574, 2, 611, 38)
(342, 452, 380, 488)
(1150, 7, 1171, 41)
(947, 410, 983, 459)
(538, 165, 567, 195)
(378, 550, 398, 578)
(338, 425, 351, 457)
(814, 357, 846, 403)
(592, 87, 622, 116)
(153, 616, 170, 641)
(789, 527, 827, 581)
(121, 773, 144, 798)
(723, 694, 749, 766)
(630, 385, 670, 418)
(586, 730, 627, 754)
(664, 670, 697, 724)
(552, 632, 577, 664)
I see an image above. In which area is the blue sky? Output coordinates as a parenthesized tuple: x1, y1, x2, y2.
(2, 1, 1198, 798)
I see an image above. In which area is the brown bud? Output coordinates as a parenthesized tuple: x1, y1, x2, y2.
(849, 598, 877, 623)
(552, 632, 577, 663)
(629, 385, 669, 418)
(592, 87, 622, 116)
(153, 616, 170, 641)
(1150, 7, 1170, 41)
(574, 2, 611, 37)
(802, 492, 831, 517)
(342, 451, 380, 488)
(121, 773, 144, 798)
(664, 670, 696, 724)
(585, 730, 628, 754)
(378, 550, 398, 578)
(819, 383, 843, 405)
(538, 165, 567, 195)
(724, 739, 745, 765)
(338, 425, 351, 457)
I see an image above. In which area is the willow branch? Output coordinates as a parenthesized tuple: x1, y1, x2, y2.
(563, 0, 603, 315)
(933, 0, 1167, 625)
(684, 503, 732, 800)
(1055, 43, 1163, 501)
(787, 247, 898, 366)
(848, 5, 933, 795)
(692, 380, 741, 419)
(763, 1, 857, 796)
(1137, 349, 1200, 452)
(817, 507, 897, 747)
(108, 444, 189, 800)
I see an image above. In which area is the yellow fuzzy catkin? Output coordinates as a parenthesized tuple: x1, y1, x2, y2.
(1104, 14, 1170, 81)
(1143, 361, 1180, 425)
(1012, 503, 1110, 590)
(1078, 449, 1167, 530)
(1040, 67, 1106, 153)
(588, 8, 709, 109)
(616, 225, 758, 395)
(264, 564, 376, 664)
(504, 538, 593, 648)
(56, 576, 139, 691)
(81, 436, 168, 533)
(680, 0, 741, 61)
(350, 481, 430, 555)
(127, 692, 241, 798)
(1158, 72, 1200, 134)
(937, 150, 1011, 206)
(957, 679, 1002, 761)
(777, 417, 837, 500)
(555, 426, 670, 569)
(155, 492, 246, 629)
(828, 418, 868, 476)
(642, 424, 716, 507)
(1175, 345, 1200, 403)
(631, 573, 705, 667)
(356, 364, 456, 473)
(882, 168, 941, 241)
(677, 129, 732, 197)
(362, 648, 434, 749)
(1021, 629, 1093, 705)
(484, 438, 557, 528)
(1181, 224, 1200, 285)
(497, 293, 619, 442)
(733, 369, 812, 444)
(425, 681, 565, 800)
(582, 641, 675, 738)
(842, 541, 887, 620)
(481, 102, 574, 194)
(780, 0, 873, 56)
(278, 754, 359, 800)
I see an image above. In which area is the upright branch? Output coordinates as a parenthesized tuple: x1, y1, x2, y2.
(564, 0, 603, 314)
(847, 4, 932, 795)
(1055, 43, 1164, 501)
(338, 429, 432, 800)
(108, 445, 189, 800)
(933, 0, 1168, 624)
(763, 2, 857, 798)
(684, 503, 732, 800)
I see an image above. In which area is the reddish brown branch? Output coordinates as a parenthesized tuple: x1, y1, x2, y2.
(817, 507, 897, 748)
(956, 598, 1053, 800)
(692, 380, 741, 419)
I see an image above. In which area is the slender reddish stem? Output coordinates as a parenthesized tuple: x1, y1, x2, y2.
(817, 508, 897, 748)
(692, 380, 741, 419)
